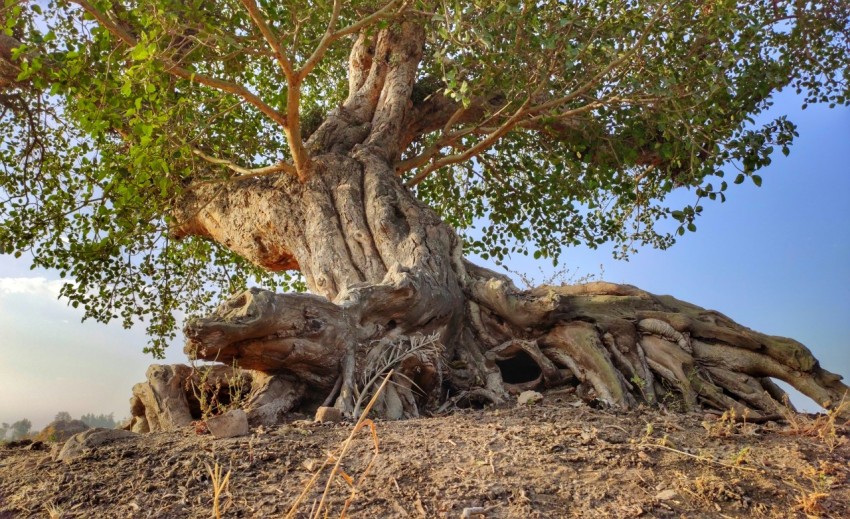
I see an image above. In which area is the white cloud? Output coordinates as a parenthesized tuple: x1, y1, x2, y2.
(0, 276, 67, 298)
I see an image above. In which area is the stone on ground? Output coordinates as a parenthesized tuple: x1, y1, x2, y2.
(55, 428, 138, 462)
(205, 409, 249, 439)
(314, 406, 343, 423)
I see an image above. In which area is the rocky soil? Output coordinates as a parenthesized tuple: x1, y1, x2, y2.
(1, 394, 848, 518)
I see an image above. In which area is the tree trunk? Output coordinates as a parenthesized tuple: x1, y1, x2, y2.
(139, 21, 849, 426)
(175, 147, 475, 420)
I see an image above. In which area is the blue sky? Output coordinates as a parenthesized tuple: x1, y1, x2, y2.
(1, 90, 847, 431)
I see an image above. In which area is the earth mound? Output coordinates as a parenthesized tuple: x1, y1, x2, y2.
(1, 398, 847, 518)
(33, 420, 90, 443)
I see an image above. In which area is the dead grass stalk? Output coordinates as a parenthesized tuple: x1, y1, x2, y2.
(205, 462, 232, 519)
(286, 370, 394, 519)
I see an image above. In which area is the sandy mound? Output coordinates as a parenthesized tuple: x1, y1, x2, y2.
(1, 398, 847, 518)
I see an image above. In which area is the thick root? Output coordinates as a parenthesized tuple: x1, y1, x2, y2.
(469, 280, 849, 419)
(130, 277, 847, 428)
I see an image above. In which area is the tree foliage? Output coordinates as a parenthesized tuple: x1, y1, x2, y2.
(1, 0, 848, 355)
(54, 411, 72, 422)
(8, 418, 32, 440)
(80, 412, 117, 428)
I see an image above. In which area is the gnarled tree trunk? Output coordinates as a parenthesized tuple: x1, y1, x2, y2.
(142, 21, 848, 426)
(168, 137, 848, 424)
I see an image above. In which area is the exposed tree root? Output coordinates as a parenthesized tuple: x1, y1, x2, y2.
(126, 272, 849, 431)
(486, 281, 848, 420)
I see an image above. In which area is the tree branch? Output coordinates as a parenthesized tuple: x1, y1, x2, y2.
(70, 0, 300, 177)
(405, 96, 534, 187)
(344, 1, 408, 35)
(399, 4, 667, 186)
(191, 148, 296, 178)
(237, 0, 310, 180)
(238, 0, 295, 80)
(296, 0, 344, 82)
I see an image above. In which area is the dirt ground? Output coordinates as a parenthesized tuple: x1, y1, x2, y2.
(1, 393, 848, 518)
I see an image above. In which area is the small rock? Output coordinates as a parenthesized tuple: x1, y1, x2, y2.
(55, 428, 137, 462)
(302, 458, 322, 472)
(517, 391, 543, 406)
(461, 506, 487, 518)
(205, 409, 249, 439)
(314, 406, 343, 423)
(655, 489, 678, 501)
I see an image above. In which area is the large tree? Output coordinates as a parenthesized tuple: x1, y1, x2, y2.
(2, 0, 848, 423)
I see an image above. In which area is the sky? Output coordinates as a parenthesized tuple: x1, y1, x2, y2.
(1, 90, 848, 432)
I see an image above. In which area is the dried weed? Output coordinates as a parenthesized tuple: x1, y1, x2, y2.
(286, 370, 392, 519)
(781, 394, 850, 452)
(205, 462, 232, 519)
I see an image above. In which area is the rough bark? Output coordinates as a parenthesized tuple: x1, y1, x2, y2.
(125, 20, 850, 427)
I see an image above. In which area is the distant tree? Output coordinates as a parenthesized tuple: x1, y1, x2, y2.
(54, 411, 73, 422)
(80, 413, 117, 429)
(0, 422, 8, 441)
(9, 419, 32, 440)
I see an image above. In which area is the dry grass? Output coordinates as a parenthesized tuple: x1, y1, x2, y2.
(286, 370, 394, 519)
(701, 408, 758, 438)
(791, 463, 834, 517)
(781, 394, 850, 452)
(354, 333, 443, 418)
(189, 361, 251, 420)
(44, 502, 64, 519)
(681, 473, 744, 508)
(206, 462, 232, 519)
(730, 446, 751, 466)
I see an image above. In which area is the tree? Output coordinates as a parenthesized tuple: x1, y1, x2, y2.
(0, 422, 8, 441)
(80, 412, 117, 428)
(54, 411, 73, 422)
(9, 419, 32, 440)
(1, 1, 848, 422)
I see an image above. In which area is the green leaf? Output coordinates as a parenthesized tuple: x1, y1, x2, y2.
(131, 42, 154, 61)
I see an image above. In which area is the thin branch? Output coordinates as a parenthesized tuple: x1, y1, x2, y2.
(296, 0, 344, 82)
(238, 0, 295, 81)
(71, 0, 297, 175)
(405, 96, 534, 187)
(523, 9, 665, 118)
(331, 1, 407, 43)
(236, 0, 313, 179)
(400, 4, 667, 187)
(395, 126, 473, 174)
(396, 101, 512, 174)
(71, 0, 285, 128)
(191, 147, 296, 177)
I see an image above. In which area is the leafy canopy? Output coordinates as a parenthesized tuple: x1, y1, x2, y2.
(1, 0, 848, 355)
